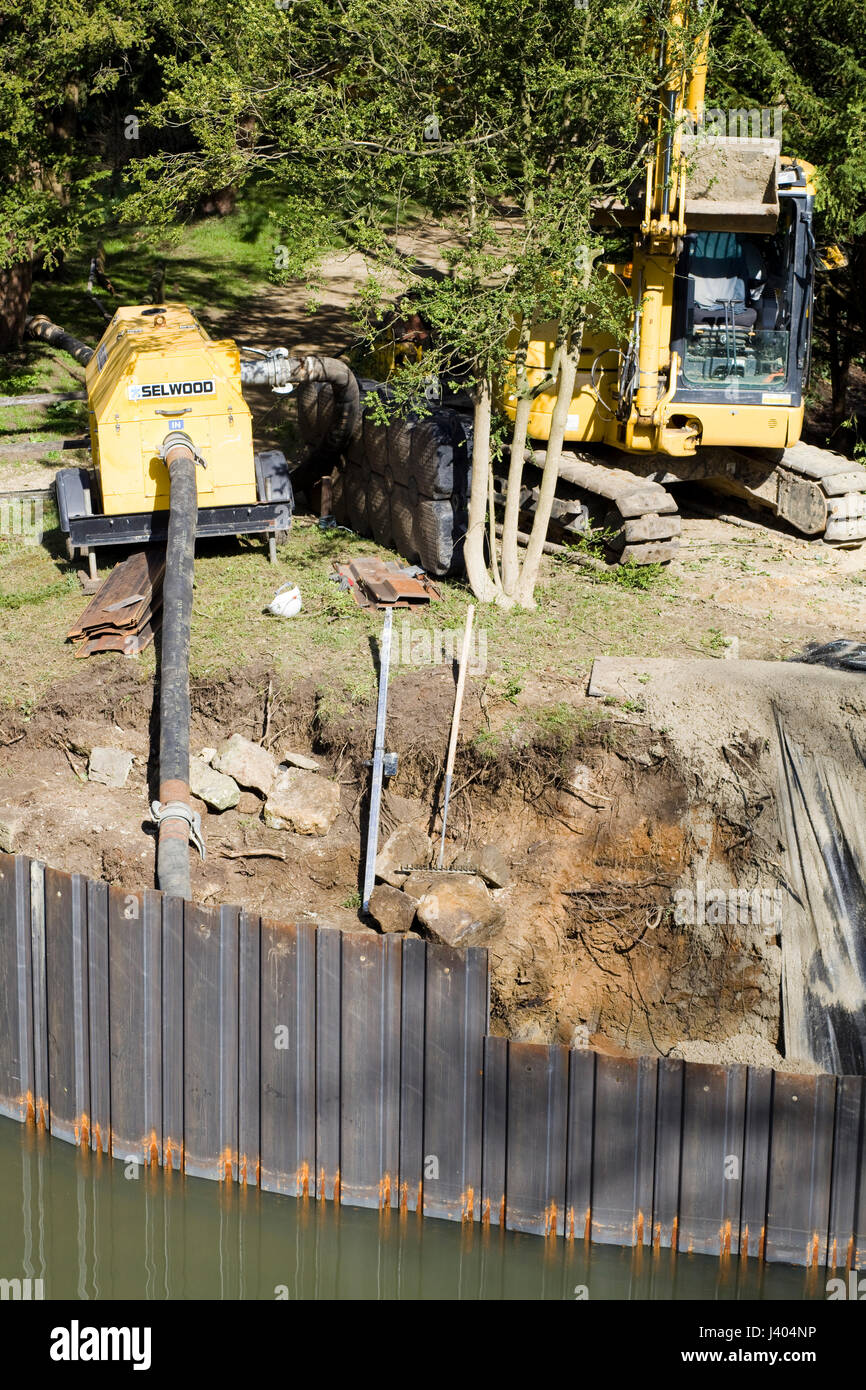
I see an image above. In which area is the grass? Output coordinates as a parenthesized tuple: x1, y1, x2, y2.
(0, 501, 713, 720)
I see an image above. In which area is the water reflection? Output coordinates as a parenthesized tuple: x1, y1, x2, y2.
(0, 1119, 825, 1301)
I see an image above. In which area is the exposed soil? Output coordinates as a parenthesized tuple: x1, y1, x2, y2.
(3, 652, 863, 1073)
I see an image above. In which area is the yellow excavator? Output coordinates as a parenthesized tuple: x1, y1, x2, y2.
(292, 0, 866, 571)
(503, 2, 866, 563)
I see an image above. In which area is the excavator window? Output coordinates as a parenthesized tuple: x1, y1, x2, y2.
(677, 221, 791, 392)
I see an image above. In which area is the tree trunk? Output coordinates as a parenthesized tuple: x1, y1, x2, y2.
(463, 378, 502, 603)
(514, 323, 583, 607)
(0, 260, 34, 351)
(501, 317, 532, 595)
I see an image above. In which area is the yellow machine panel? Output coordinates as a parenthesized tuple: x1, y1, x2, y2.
(85, 304, 257, 516)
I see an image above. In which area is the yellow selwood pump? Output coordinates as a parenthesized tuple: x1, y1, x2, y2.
(51, 301, 298, 901)
(56, 302, 295, 576)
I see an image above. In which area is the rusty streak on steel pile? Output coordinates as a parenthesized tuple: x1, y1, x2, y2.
(0, 853, 864, 1270)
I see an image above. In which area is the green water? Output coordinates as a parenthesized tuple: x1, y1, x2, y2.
(0, 1117, 827, 1301)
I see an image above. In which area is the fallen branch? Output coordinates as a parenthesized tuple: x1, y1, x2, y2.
(220, 847, 287, 861)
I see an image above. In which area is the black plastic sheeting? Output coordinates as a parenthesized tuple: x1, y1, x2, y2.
(774, 710, 866, 1074)
(790, 639, 866, 673)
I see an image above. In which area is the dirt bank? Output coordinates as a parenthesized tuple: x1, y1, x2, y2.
(3, 653, 862, 1072)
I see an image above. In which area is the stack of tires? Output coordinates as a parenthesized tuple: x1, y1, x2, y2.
(297, 375, 471, 577)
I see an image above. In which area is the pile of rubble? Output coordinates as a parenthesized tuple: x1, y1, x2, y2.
(367, 824, 510, 947)
(189, 734, 342, 835)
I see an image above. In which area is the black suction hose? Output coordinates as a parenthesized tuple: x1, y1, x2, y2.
(156, 434, 199, 899)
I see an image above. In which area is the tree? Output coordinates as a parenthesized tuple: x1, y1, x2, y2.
(0, 0, 158, 346)
(127, 0, 656, 604)
(711, 0, 866, 435)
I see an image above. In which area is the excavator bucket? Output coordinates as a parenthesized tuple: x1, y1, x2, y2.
(681, 135, 780, 233)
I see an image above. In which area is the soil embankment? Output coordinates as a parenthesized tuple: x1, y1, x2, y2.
(3, 654, 863, 1073)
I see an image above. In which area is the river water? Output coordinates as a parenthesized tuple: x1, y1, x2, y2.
(0, 1118, 827, 1301)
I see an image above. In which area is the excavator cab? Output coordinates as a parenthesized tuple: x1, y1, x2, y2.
(672, 170, 814, 408)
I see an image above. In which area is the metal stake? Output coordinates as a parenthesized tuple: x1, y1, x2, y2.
(362, 606, 394, 912)
(438, 604, 475, 868)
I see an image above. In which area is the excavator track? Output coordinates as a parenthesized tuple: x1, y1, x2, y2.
(766, 441, 866, 544)
(552, 450, 682, 564)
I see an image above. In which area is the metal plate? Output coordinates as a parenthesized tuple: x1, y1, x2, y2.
(339, 933, 402, 1209)
(44, 867, 90, 1146)
(677, 1062, 747, 1256)
(505, 1042, 568, 1237)
(765, 1072, 836, 1266)
(259, 919, 316, 1197)
(0, 854, 34, 1121)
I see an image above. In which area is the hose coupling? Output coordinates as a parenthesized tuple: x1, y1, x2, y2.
(158, 430, 207, 469)
(150, 800, 206, 861)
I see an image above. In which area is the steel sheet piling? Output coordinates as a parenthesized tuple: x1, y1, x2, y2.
(398, 936, 427, 1213)
(0, 853, 35, 1121)
(86, 878, 110, 1153)
(766, 1071, 836, 1266)
(481, 1035, 508, 1227)
(161, 895, 184, 1170)
(108, 885, 162, 1166)
(238, 911, 261, 1186)
(422, 944, 487, 1223)
(591, 1055, 657, 1247)
(29, 859, 49, 1125)
(505, 1041, 568, 1236)
(339, 933, 402, 1208)
(315, 927, 341, 1201)
(44, 868, 90, 1146)
(259, 918, 316, 1197)
(678, 1062, 746, 1256)
(740, 1064, 773, 1259)
(652, 1057, 684, 1251)
(183, 903, 239, 1181)
(827, 1074, 864, 1270)
(565, 1048, 595, 1242)
(1, 854, 864, 1269)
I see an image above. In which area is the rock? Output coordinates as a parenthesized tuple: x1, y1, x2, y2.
(402, 869, 444, 899)
(280, 750, 321, 772)
(451, 843, 510, 889)
(264, 768, 341, 835)
(368, 883, 418, 934)
(511, 1018, 552, 1045)
(375, 825, 432, 886)
(415, 874, 504, 949)
(384, 790, 426, 825)
(88, 747, 134, 788)
(213, 735, 277, 796)
(236, 792, 262, 815)
(198, 747, 217, 765)
(189, 756, 239, 811)
(0, 813, 23, 854)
